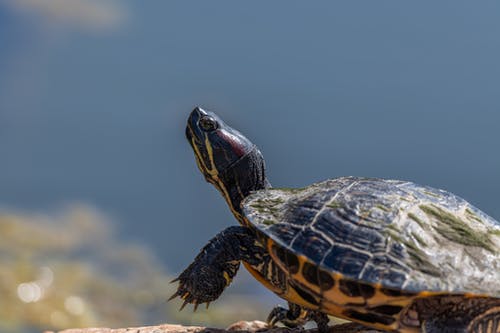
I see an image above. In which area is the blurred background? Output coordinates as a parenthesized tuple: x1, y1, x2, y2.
(1, 1, 499, 332)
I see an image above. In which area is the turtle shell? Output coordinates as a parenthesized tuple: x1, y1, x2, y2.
(242, 177, 500, 297)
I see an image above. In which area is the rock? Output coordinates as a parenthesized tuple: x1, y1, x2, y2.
(226, 320, 268, 331)
(44, 321, 385, 333)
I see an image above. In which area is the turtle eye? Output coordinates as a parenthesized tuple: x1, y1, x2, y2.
(199, 116, 218, 132)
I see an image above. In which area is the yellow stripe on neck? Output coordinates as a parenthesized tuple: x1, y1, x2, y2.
(204, 135, 219, 177)
(190, 132, 244, 223)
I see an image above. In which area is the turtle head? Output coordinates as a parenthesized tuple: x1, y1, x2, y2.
(186, 107, 269, 221)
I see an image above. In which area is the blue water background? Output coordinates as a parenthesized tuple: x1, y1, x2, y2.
(1, 1, 499, 280)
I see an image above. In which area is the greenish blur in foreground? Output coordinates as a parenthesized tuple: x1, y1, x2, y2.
(0, 206, 268, 333)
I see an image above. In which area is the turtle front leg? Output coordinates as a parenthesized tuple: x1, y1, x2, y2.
(170, 226, 265, 309)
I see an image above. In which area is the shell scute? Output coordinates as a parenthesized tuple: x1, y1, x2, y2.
(289, 228, 331, 263)
(266, 223, 301, 244)
(315, 210, 386, 251)
(323, 245, 370, 277)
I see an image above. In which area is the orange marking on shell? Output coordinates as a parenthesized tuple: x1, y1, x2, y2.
(290, 255, 322, 294)
(279, 280, 321, 310)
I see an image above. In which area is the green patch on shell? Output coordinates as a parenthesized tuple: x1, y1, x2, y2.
(386, 223, 400, 233)
(276, 187, 303, 194)
(387, 232, 440, 277)
(422, 190, 441, 198)
(411, 232, 427, 247)
(250, 202, 269, 210)
(249, 199, 282, 215)
(263, 219, 276, 226)
(465, 208, 483, 223)
(407, 213, 425, 229)
(419, 204, 495, 253)
(376, 204, 390, 212)
(326, 201, 344, 209)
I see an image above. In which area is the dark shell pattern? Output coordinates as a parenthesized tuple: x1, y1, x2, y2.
(242, 177, 500, 296)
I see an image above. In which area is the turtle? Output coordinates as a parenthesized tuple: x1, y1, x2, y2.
(171, 107, 500, 333)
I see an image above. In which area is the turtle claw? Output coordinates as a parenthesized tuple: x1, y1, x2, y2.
(267, 306, 290, 327)
(267, 304, 309, 329)
(179, 299, 189, 311)
(169, 262, 227, 311)
(169, 226, 251, 312)
(170, 281, 195, 311)
(169, 285, 206, 312)
(168, 290, 180, 301)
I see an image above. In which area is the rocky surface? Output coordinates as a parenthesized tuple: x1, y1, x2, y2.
(44, 321, 384, 333)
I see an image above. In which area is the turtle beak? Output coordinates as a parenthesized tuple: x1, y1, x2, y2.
(186, 107, 212, 181)
(186, 107, 202, 141)
(186, 107, 208, 140)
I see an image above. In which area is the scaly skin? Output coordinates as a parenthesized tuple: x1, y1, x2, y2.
(170, 226, 265, 309)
